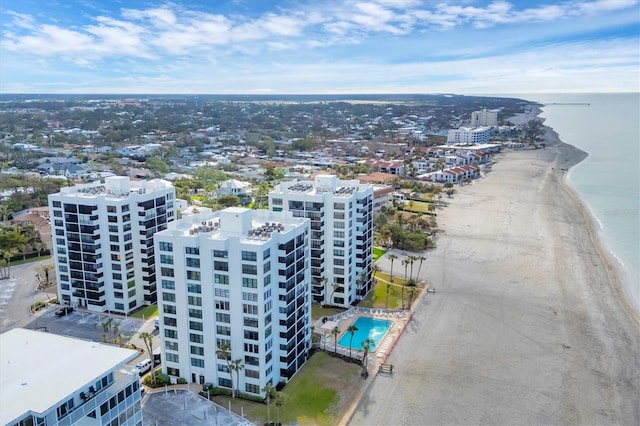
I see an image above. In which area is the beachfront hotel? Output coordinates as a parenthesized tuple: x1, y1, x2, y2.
(447, 126, 491, 144)
(268, 175, 374, 308)
(48, 176, 176, 314)
(153, 207, 311, 393)
(1, 328, 142, 426)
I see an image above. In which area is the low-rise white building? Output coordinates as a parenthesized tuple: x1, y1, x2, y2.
(1, 328, 142, 426)
(447, 127, 491, 144)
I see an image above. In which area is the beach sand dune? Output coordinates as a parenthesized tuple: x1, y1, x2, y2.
(349, 130, 640, 425)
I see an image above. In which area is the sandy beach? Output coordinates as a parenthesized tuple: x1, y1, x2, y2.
(348, 113, 640, 425)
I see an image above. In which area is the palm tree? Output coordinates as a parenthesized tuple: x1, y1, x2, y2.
(347, 325, 359, 358)
(416, 255, 426, 281)
(32, 241, 45, 257)
(385, 282, 391, 310)
(331, 326, 341, 354)
(139, 331, 155, 384)
(388, 253, 397, 282)
(275, 391, 287, 424)
(407, 286, 419, 311)
(216, 342, 232, 391)
(329, 283, 340, 306)
(409, 255, 418, 282)
(361, 337, 375, 377)
(262, 382, 276, 423)
(230, 359, 244, 398)
(401, 258, 410, 309)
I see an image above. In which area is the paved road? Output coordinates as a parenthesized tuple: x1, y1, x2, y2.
(0, 258, 53, 333)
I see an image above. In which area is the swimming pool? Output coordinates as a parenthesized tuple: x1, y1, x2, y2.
(337, 316, 392, 351)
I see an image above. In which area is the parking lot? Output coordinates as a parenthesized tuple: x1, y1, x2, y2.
(25, 306, 146, 348)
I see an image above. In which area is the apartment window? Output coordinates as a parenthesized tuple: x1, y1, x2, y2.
(214, 261, 228, 271)
(187, 283, 201, 293)
(122, 205, 129, 212)
(53, 201, 61, 207)
(242, 264, 257, 275)
(334, 249, 344, 256)
(215, 300, 230, 310)
(242, 292, 258, 302)
(243, 304, 258, 315)
(166, 341, 179, 351)
(114, 292, 123, 299)
(115, 302, 124, 310)
(215, 288, 229, 298)
(272, 198, 283, 205)
(244, 355, 259, 366)
(127, 289, 136, 298)
(334, 258, 345, 266)
(334, 231, 344, 238)
(161, 267, 174, 277)
(108, 216, 118, 223)
(334, 267, 344, 275)
(164, 317, 177, 327)
(263, 261, 271, 273)
(166, 353, 179, 363)
(244, 343, 259, 353)
(160, 254, 173, 264)
(263, 248, 271, 259)
(335, 221, 345, 229)
(218, 364, 229, 373)
(159, 242, 173, 252)
(214, 274, 229, 285)
(186, 257, 200, 268)
(164, 305, 176, 314)
(188, 296, 202, 306)
(187, 270, 201, 281)
(245, 369, 260, 379)
(245, 383, 260, 394)
(189, 321, 203, 331)
(190, 333, 204, 344)
(334, 202, 345, 210)
(162, 292, 176, 302)
(334, 211, 345, 219)
(213, 250, 228, 258)
(108, 225, 118, 233)
(189, 308, 202, 318)
(109, 235, 119, 242)
(164, 329, 177, 339)
(191, 358, 205, 368)
(244, 317, 259, 328)
(242, 251, 257, 261)
(242, 277, 257, 288)
(264, 275, 271, 286)
(215, 313, 230, 323)
(161, 279, 175, 290)
(107, 206, 117, 213)
(185, 247, 200, 255)
(216, 325, 231, 336)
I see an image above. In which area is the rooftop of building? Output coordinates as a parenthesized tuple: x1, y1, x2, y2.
(159, 207, 307, 242)
(271, 174, 371, 197)
(0, 328, 138, 425)
(53, 176, 173, 199)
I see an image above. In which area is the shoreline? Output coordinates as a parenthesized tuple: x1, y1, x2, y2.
(523, 104, 639, 318)
(349, 103, 640, 425)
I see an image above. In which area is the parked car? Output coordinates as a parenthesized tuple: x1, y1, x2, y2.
(55, 306, 74, 317)
(133, 359, 152, 376)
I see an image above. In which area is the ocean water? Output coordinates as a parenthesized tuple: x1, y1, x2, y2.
(510, 93, 639, 310)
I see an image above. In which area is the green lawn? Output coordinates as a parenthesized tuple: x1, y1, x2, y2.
(213, 351, 363, 425)
(372, 246, 387, 261)
(358, 278, 404, 309)
(130, 304, 158, 319)
(401, 200, 434, 214)
(312, 305, 344, 323)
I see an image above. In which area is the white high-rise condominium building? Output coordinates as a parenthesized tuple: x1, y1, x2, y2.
(49, 176, 175, 314)
(470, 108, 498, 127)
(268, 175, 374, 308)
(154, 207, 311, 394)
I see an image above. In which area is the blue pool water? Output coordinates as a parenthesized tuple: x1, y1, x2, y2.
(338, 317, 392, 351)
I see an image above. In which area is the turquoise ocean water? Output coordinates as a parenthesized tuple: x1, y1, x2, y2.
(507, 93, 639, 310)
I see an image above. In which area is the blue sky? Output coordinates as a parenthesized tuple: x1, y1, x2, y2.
(1, 0, 638, 94)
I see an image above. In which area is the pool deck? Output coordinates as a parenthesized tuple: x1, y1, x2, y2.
(315, 307, 410, 367)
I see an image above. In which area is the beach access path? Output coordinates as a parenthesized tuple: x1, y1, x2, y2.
(348, 129, 640, 425)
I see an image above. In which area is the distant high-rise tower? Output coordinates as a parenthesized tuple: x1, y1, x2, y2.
(194, 95, 199, 109)
(269, 175, 374, 308)
(48, 176, 176, 314)
(470, 108, 498, 127)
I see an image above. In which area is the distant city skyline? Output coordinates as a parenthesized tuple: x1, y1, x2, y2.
(1, 0, 638, 94)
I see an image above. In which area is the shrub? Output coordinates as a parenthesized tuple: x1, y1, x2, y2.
(176, 377, 187, 385)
